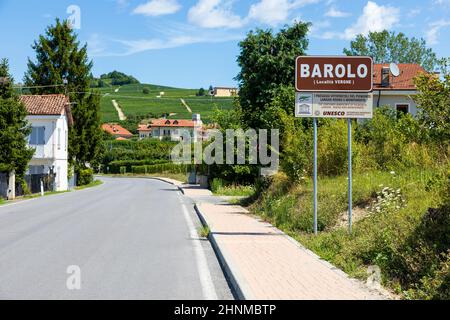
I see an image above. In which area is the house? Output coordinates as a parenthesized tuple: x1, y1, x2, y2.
(137, 124, 152, 140)
(149, 114, 203, 142)
(101, 123, 133, 140)
(20, 94, 73, 192)
(213, 87, 238, 97)
(373, 63, 427, 116)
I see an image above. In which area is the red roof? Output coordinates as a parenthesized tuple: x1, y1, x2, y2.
(20, 94, 70, 115)
(102, 123, 133, 138)
(150, 119, 196, 128)
(373, 63, 426, 90)
(138, 124, 152, 132)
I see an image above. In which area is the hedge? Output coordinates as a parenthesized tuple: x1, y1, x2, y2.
(106, 159, 168, 174)
(131, 163, 193, 175)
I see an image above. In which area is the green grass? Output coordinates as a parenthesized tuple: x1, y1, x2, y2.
(0, 198, 4, 205)
(212, 185, 256, 197)
(98, 83, 234, 123)
(249, 167, 449, 299)
(74, 179, 103, 190)
(198, 225, 211, 238)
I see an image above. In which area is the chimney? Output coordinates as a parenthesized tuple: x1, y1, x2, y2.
(381, 67, 390, 87)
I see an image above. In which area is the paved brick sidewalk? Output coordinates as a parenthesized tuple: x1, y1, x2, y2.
(156, 179, 388, 300)
(196, 201, 389, 300)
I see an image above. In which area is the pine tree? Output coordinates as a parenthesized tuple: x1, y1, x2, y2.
(0, 59, 34, 176)
(24, 19, 103, 179)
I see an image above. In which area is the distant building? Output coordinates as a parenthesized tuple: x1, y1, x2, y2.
(102, 123, 133, 140)
(213, 87, 238, 97)
(20, 94, 73, 192)
(373, 63, 427, 116)
(147, 114, 203, 142)
(137, 124, 152, 140)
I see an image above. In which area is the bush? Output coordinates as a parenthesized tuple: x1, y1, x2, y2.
(317, 119, 348, 176)
(210, 178, 223, 193)
(77, 168, 94, 186)
(120, 166, 126, 174)
(142, 88, 150, 94)
(132, 165, 147, 174)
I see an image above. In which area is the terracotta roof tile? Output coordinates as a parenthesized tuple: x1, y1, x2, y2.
(150, 119, 197, 127)
(20, 94, 70, 115)
(138, 124, 152, 132)
(101, 123, 133, 137)
(373, 63, 427, 90)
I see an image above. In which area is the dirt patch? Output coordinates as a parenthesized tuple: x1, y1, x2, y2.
(331, 206, 371, 230)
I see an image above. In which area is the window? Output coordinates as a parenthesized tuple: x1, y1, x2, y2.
(396, 104, 409, 117)
(29, 127, 45, 145)
(57, 128, 61, 150)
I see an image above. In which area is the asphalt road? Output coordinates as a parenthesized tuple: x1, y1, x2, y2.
(0, 177, 234, 300)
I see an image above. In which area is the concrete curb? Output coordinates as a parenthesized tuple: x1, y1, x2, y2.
(193, 203, 253, 300)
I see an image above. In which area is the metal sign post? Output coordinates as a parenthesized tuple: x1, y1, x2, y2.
(347, 119, 352, 234)
(295, 56, 373, 235)
(313, 118, 318, 235)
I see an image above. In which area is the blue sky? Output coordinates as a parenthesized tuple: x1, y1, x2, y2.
(0, 0, 449, 88)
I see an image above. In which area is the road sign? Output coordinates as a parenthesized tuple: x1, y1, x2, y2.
(295, 56, 373, 92)
(295, 92, 373, 119)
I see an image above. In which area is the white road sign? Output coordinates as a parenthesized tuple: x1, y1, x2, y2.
(295, 92, 373, 119)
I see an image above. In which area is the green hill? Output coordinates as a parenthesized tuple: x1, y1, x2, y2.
(98, 83, 234, 124)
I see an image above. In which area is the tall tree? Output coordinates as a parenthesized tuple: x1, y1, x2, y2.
(0, 59, 34, 176)
(414, 73, 450, 145)
(236, 22, 311, 129)
(344, 30, 438, 71)
(24, 19, 103, 178)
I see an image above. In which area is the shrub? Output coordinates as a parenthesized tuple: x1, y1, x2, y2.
(142, 88, 150, 94)
(317, 119, 348, 176)
(77, 168, 94, 186)
(132, 165, 147, 174)
(119, 166, 126, 174)
(210, 178, 223, 193)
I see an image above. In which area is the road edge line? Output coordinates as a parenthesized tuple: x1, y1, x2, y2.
(180, 200, 218, 300)
(193, 203, 253, 300)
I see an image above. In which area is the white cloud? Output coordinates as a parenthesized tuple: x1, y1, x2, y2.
(188, 0, 244, 29)
(248, 0, 319, 26)
(434, 0, 450, 5)
(325, 6, 351, 18)
(426, 19, 450, 45)
(133, 0, 181, 17)
(343, 1, 399, 40)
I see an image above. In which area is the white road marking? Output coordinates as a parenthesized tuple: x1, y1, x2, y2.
(179, 196, 218, 300)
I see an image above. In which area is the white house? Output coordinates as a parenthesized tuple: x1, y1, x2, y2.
(213, 87, 238, 97)
(372, 63, 427, 116)
(149, 114, 203, 142)
(20, 94, 73, 191)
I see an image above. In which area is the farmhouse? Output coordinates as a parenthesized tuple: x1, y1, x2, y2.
(20, 94, 73, 192)
(145, 114, 203, 142)
(213, 87, 238, 97)
(102, 123, 133, 140)
(373, 63, 427, 116)
(137, 124, 152, 140)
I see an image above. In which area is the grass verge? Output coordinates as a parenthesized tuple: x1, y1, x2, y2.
(75, 179, 103, 190)
(249, 167, 449, 299)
